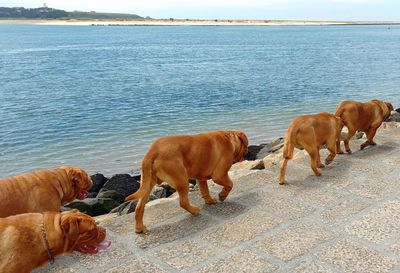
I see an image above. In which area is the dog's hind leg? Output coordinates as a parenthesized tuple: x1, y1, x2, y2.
(305, 146, 321, 176)
(198, 180, 218, 205)
(336, 137, 344, 154)
(279, 158, 289, 185)
(344, 127, 356, 154)
(134, 180, 156, 234)
(316, 146, 325, 168)
(176, 181, 200, 215)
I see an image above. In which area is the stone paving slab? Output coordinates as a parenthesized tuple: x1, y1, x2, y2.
(316, 240, 397, 273)
(35, 126, 400, 273)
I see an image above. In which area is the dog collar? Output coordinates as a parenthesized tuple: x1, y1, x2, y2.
(40, 214, 55, 265)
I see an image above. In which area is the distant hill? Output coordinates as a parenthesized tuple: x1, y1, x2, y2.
(0, 7, 144, 20)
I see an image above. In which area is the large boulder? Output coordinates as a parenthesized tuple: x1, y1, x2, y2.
(383, 121, 400, 129)
(159, 183, 176, 197)
(110, 200, 137, 215)
(231, 159, 264, 171)
(387, 111, 400, 122)
(89, 173, 108, 193)
(97, 190, 125, 204)
(243, 138, 284, 161)
(99, 174, 140, 198)
(244, 144, 267, 161)
(340, 128, 364, 140)
(255, 137, 284, 159)
(262, 152, 283, 169)
(65, 198, 120, 217)
(87, 192, 98, 198)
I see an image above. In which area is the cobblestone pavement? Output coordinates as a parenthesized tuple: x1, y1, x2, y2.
(36, 126, 400, 273)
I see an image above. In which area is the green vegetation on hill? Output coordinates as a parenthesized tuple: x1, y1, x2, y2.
(0, 6, 143, 20)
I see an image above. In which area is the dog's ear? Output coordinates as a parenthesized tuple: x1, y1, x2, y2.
(385, 102, 394, 112)
(61, 211, 97, 241)
(68, 167, 93, 191)
(235, 131, 249, 161)
(371, 99, 381, 105)
(61, 213, 81, 241)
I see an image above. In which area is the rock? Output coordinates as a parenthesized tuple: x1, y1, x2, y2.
(340, 128, 364, 140)
(244, 144, 267, 161)
(189, 179, 197, 186)
(383, 121, 400, 129)
(60, 206, 72, 212)
(89, 173, 108, 193)
(396, 108, 400, 113)
(159, 183, 176, 197)
(262, 152, 283, 169)
(231, 160, 264, 171)
(132, 171, 141, 181)
(96, 190, 125, 204)
(110, 200, 137, 215)
(65, 198, 120, 217)
(386, 111, 400, 122)
(243, 138, 284, 161)
(151, 187, 167, 199)
(256, 137, 284, 159)
(355, 131, 364, 139)
(99, 174, 140, 198)
(87, 192, 98, 198)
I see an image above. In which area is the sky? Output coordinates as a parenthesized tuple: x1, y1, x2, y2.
(1, 0, 400, 21)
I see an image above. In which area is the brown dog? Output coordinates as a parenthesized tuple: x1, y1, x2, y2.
(0, 166, 93, 217)
(279, 112, 344, 184)
(335, 99, 394, 153)
(125, 130, 248, 233)
(0, 209, 110, 273)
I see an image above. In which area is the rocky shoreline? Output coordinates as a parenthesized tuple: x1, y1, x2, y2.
(65, 109, 400, 217)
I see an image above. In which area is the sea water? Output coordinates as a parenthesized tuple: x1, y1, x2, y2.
(1, 24, 399, 176)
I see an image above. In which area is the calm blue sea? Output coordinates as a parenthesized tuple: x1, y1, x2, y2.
(1, 24, 399, 177)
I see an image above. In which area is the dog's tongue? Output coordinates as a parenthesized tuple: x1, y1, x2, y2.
(77, 241, 111, 254)
(78, 190, 89, 200)
(97, 240, 112, 251)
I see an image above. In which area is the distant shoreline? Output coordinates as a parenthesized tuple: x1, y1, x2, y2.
(1, 19, 400, 26)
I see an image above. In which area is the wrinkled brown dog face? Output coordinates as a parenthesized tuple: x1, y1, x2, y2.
(372, 99, 394, 121)
(233, 131, 249, 162)
(60, 210, 111, 254)
(61, 166, 93, 200)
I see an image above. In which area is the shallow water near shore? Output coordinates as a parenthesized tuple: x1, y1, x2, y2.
(1, 24, 400, 177)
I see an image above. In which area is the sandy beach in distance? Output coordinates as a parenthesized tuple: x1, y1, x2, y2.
(1, 19, 400, 26)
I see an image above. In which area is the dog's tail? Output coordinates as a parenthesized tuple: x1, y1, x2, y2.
(334, 103, 345, 118)
(125, 156, 155, 201)
(282, 128, 295, 160)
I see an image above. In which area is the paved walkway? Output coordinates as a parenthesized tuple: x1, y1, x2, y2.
(36, 125, 400, 273)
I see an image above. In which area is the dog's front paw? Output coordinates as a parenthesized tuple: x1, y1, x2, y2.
(191, 207, 200, 216)
(218, 193, 227, 202)
(135, 225, 147, 234)
(346, 149, 352, 154)
(319, 163, 326, 168)
(205, 197, 218, 205)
